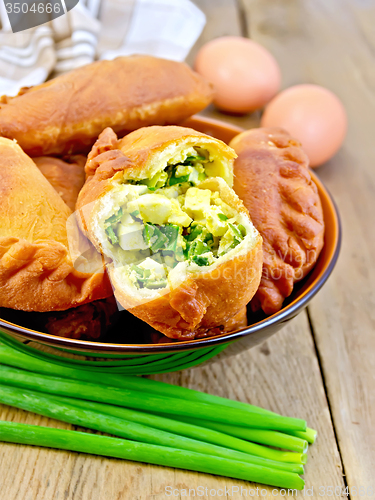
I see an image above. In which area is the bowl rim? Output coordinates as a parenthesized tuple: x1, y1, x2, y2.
(0, 116, 342, 354)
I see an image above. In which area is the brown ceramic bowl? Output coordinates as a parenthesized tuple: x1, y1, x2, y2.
(0, 117, 341, 371)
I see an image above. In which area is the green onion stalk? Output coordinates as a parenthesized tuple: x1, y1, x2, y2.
(162, 415, 308, 453)
(0, 385, 304, 473)
(0, 421, 305, 490)
(0, 343, 316, 443)
(48, 392, 306, 468)
(0, 364, 306, 433)
(0, 343, 315, 441)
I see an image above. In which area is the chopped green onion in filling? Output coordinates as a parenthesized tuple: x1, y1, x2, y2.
(128, 149, 210, 192)
(105, 226, 118, 245)
(192, 255, 210, 267)
(102, 148, 247, 290)
(130, 264, 168, 290)
(104, 207, 123, 244)
(238, 224, 247, 237)
(105, 207, 123, 225)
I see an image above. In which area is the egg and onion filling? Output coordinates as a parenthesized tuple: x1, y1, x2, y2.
(95, 148, 248, 291)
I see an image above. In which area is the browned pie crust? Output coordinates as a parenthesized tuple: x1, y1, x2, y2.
(0, 56, 213, 156)
(77, 126, 262, 339)
(230, 127, 325, 315)
(0, 138, 112, 312)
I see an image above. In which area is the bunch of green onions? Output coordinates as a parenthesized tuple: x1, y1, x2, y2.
(0, 343, 316, 490)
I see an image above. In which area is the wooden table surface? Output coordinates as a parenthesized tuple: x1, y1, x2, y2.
(1, 1, 375, 498)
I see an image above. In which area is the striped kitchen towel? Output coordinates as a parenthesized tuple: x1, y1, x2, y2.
(0, 0, 205, 96)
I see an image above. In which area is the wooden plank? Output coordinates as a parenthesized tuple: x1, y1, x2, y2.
(187, 0, 243, 65)
(241, 0, 375, 491)
(0, 314, 344, 499)
(152, 312, 346, 497)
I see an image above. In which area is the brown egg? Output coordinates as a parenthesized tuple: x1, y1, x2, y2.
(261, 84, 347, 167)
(194, 36, 281, 113)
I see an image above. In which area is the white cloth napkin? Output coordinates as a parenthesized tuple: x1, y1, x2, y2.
(0, 0, 205, 96)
